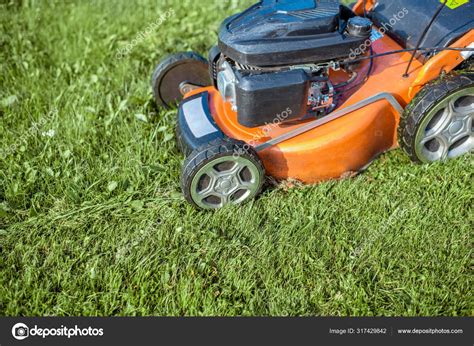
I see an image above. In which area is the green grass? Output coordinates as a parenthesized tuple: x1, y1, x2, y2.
(0, 0, 472, 316)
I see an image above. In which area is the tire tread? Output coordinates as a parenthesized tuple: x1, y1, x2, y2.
(181, 138, 265, 209)
(398, 72, 474, 163)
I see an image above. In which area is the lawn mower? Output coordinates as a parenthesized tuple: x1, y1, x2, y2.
(151, 0, 474, 209)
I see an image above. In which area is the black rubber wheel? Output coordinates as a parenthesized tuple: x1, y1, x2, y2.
(151, 52, 211, 108)
(398, 72, 474, 163)
(181, 138, 265, 209)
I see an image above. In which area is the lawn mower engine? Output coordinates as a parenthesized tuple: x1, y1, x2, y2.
(210, 0, 372, 127)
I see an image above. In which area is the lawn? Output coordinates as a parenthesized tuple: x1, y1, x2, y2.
(0, 0, 472, 316)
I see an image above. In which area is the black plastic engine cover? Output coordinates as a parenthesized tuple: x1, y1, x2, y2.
(236, 69, 310, 128)
(218, 0, 370, 67)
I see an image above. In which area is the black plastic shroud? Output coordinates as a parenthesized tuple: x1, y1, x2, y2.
(218, 0, 371, 67)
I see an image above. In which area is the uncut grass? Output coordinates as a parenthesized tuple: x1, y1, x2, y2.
(0, 0, 472, 316)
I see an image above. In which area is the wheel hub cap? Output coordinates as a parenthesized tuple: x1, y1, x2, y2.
(215, 176, 237, 194)
(415, 88, 474, 163)
(448, 120, 463, 135)
(190, 156, 261, 209)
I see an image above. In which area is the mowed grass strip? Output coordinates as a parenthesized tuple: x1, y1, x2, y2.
(0, 0, 472, 316)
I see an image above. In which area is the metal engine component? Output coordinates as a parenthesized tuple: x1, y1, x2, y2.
(216, 55, 337, 124)
(308, 80, 335, 113)
(216, 60, 238, 111)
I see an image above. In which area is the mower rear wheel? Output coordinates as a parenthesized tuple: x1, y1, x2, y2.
(181, 138, 265, 209)
(399, 73, 474, 163)
(151, 52, 211, 108)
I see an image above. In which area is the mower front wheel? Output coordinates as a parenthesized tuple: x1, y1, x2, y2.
(181, 138, 265, 209)
(399, 73, 474, 163)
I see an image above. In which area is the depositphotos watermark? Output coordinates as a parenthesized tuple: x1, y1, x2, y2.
(115, 8, 175, 59)
(11, 322, 104, 341)
(348, 7, 409, 59)
(1, 108, 57, 158)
